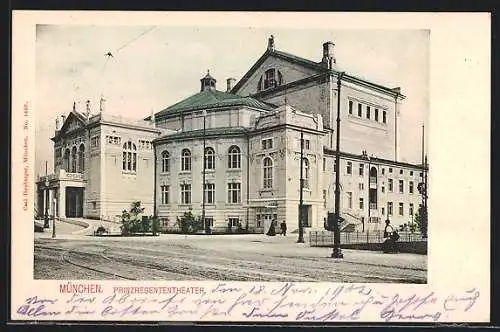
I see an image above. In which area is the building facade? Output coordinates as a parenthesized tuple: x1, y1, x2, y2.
(36, 36, 426, 233)
(36, 104, 162, 222)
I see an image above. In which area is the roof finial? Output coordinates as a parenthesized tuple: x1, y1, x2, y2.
(268, 35, 275, 52)
(73, 101, 76, 111)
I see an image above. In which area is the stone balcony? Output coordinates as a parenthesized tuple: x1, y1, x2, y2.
(37, 169, 84, 185)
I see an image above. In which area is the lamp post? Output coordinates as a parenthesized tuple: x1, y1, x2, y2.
(202, 110, 209, 234)
(297, 131, 305, 243)
(44, 160, 49, 228)
(332, 72, 345, 259)
(52, 197, 57, 238)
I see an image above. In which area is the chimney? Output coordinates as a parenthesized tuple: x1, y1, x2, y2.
(267, 35, 275, 52)
(322, 41, 337, 69)
(61, 114, 66, 124)
(226, 78, 236, 92)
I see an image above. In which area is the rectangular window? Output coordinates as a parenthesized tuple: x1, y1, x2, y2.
(323, 189, 327, 208)
(383, 111, 387, 124)
(262, 138, 273, 150)
(381, 186, 385, 193)
(161, 185, 170, 204)
(382, 168, 385, 175)
(399, 202, 404, 216)
(333, 160, 337, 173)
(358, 104, 362, 117)
(420, 172, 423, 177)
(346, 161, 352, 175)
(305, 139, 310, 150)
(409, 181, 414, 194)
(399, 179, 404, 193)
(388, 179, 393, 192)
(410, 171, 414, 176)
(375, 109, 379, 121)
(204, 183, 215, 204)
(229, 218, 240, 228)
(323, 157, 326, 172)
(180, 184, 191, 204)
(359, 183, 364, 190)
(388, 202, 393, 216)
(409, 203, 414, 216)
(359, 198, 364, 210)
(228, 183, 241, 203)
(389, 167, 393, 173)
(359, 163, 364, 176)
(381, 207, 385, 215)
(160, 217, 169, 227)
(349, 100, 353, 114)
(92, 201, 97, 210)
(347, 192, 353, 209)
(366, 106, 371, 119)
(400, 169, 404, 175)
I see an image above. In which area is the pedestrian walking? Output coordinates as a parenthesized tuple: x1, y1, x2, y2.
(266, 219, 277, 236)
(280, 220, 287, 236)
(382, 219, 399, 253)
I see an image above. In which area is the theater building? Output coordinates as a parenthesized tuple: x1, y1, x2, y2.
(36, 36, 426, 233)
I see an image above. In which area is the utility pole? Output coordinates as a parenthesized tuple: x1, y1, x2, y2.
(52, 197, 57, 238)
(332, 72, 345, 259)
(202, 111, 209, 234)
(44, 160, 49, 228)
(297, 131, 305, 243)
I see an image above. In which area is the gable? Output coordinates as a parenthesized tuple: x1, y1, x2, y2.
(232, 52, 326, 97)
(59, 112, 87, 135)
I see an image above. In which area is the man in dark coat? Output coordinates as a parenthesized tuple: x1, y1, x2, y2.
(280, 220, 287, 236)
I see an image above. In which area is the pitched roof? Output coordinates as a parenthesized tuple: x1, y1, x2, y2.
(153, 90, 276, 119)
(231, 49, 405, 98)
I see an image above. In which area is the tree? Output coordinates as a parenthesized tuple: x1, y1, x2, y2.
(177, 211, 202, 234)
(414, 204, 428, 238)
(120, 201, 145, 235)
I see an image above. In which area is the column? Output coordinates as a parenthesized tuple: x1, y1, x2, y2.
(44, 188, 49, 216)
(59, 184, 66, 218)
(48, 189, 54, 217)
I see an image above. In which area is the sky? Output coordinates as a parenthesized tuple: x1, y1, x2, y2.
(35, 26, 429, 176)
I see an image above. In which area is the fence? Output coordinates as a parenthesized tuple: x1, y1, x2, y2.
(309, 230, 426, 247)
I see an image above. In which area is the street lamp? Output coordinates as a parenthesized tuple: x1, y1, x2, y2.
(52, 197, 57, 238)
(332, 72, 345, 259)
(202, 110, 210, 235)
(44, 160, 49, 228)
(297, 131, 305, 243)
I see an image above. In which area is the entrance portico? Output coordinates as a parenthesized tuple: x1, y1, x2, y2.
(36, 169, 86, 219)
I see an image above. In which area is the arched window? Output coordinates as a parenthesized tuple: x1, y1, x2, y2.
(204, 147, 215, 170)
(122, 141, 137, 172)
(63, 148, 70, 171)
(78, 144, 85, 172)
(161, 151, 170, 172)
(263, 157, 273, 189)
(181, 148, 191, 171)
(228, 145, 241, 169)
(302, 158, 309, 188)
(71, 146, 77, 173)
(258, 69, 284, 91)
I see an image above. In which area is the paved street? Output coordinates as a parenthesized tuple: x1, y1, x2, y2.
(34, 220, 427, 283)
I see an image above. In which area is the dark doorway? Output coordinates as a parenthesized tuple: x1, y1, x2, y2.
(66, 187, 84, 218)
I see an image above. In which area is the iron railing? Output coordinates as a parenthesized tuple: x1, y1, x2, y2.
(309, 230, 426, 247)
